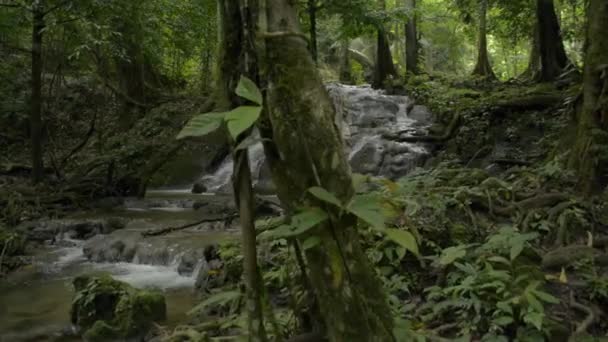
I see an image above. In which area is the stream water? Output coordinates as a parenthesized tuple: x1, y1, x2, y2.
(0, 85, 433, 341)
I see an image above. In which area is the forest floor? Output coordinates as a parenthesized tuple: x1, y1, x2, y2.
(1, 76, 607, 341)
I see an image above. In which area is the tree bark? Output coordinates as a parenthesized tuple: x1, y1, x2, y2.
(217, 1, 268, 340)
(31, 0, 45, 184)
(259, 0, 395, 340)
(471, 0, 495, 79)
(373, 0, 397, 89)
(308, 0, 318, 62)
(536, 0, 570, 82)
(568, 0, 608, 193)
(338, 39, 352, 84)
(405, 0, 419, 75)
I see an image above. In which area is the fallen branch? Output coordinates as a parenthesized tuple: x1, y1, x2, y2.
(493, 94, 563, 111)
(141, 213, 238, 237)
(397, 113, 460, 143)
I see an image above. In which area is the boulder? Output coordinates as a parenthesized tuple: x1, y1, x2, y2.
(191, 182, 207, 194)
(71, 275, 166, 342)
(349, 138, 386, 174)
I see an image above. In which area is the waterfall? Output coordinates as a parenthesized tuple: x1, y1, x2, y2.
(199, 84, 433, 193)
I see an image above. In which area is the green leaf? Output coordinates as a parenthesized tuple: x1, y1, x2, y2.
(493, 316, 514, 326)
(532, 290, 560, 304)
(523, 311, 544, 331)
(177, 112, 226, 139)
(225, 106, 262, 140)
(347, 194, 385, 229)
(308, 187, 343, 208)
(302, 236, 321, 250)
(439, 245, 468, 266)
(385, 228, 419, 256)
(510, 238, 525, 261)
(289, 208, 329, 235)
(235, 76, 263, 105)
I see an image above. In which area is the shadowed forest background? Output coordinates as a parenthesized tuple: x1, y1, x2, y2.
(1, 0, 608, 341)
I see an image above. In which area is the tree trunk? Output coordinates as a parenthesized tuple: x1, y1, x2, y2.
(373, 0, 397, 89)
(308, 0, 318, 62)
(31, 0, 45, 184)
(568, 0, 608, 193)
(405, 0, 419, 75)
(471, 0, 495, 79)
(536, 0, 570, 82)
(259, 0, 395, 340)
(218, 1, 268, 340)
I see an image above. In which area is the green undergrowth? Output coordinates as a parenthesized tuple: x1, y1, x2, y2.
(161, 159, 608, 341)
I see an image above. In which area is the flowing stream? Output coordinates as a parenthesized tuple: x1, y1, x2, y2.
(0, 84, 434, 341)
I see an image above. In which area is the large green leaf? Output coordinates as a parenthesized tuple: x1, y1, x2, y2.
(263, 207, 329, 239)
(347, 194, 385, 229)
(177, 112, 226, 139)
(439, 245, 468, 266)
(308, 187, 343, 208)
(225, 106, 262, 140)
(385, 228, 419, 256)
(235, 76, 263, 105)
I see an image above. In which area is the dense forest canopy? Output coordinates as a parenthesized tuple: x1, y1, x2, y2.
(1, 0, 607, 341)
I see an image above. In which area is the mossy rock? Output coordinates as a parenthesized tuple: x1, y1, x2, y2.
(71, 274, 166, 342)
(541, 245, 602, 270)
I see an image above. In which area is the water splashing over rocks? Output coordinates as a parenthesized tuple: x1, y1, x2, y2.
(200, 84, 433, 193)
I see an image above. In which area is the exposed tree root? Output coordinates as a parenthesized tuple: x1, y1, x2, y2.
(493, 94, 563, 111)
(569, 292, 596, 338)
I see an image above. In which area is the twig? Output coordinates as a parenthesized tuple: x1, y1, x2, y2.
(141, 214, 238, 237)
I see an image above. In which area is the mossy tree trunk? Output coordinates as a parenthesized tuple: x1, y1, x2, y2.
(535, 0, 570, 82)
(373, 0, 397, 89)
(258, 0, 395, 340)
(307, 0, 318, 62)
(568, 0, 608, 193)
(338, 39, 352, 84)
(471, 0, 495, 80)
(30, 0, 45, 184)
(405, 0, 419, 75)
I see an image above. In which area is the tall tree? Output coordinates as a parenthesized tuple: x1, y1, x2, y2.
(405, 0, 420, 74)
(307, 0, 319, 62)
(373, 0, 397, 88)
(471, 0, 495, 79)
(535, 0, 570, 82)
(30, 0, 45, 183)
(568, 0, 608, 193)
(259, 0, 395, 340)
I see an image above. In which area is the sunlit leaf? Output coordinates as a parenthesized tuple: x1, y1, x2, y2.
(385, 228, 419, 256)
(439, 245, 468, 266)
(225, 106, 262, 140)
(235, 76, 263, 105)
(177, 112, 226, 139)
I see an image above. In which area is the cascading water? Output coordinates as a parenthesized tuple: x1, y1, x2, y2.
(199, 84, 433, 193)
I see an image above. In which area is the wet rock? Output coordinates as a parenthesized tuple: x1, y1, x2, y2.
(177, 250, 204, 276)
(191, 182, 207, 194)
(83, 231, 140, 263)
(103, 217, 127, 233)
(193, 200, 208, 210)
(65, 221, 104, 240)
(408, 105, 433, 124)
(71, 275, 166, 342)
(350, 139, 386, 174)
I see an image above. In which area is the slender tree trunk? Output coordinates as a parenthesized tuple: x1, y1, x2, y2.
(217, 1, 268, 340)
(259, 0, 395, 340)
(536, 0, 570, 82)
(405, 0, 419, 75)
(568, 0, 608, 193)
(472, 0, 495, 79)
(31, 0, 45, 184)
(373, 0, 397, 89)
(308, 0, 318, 62)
